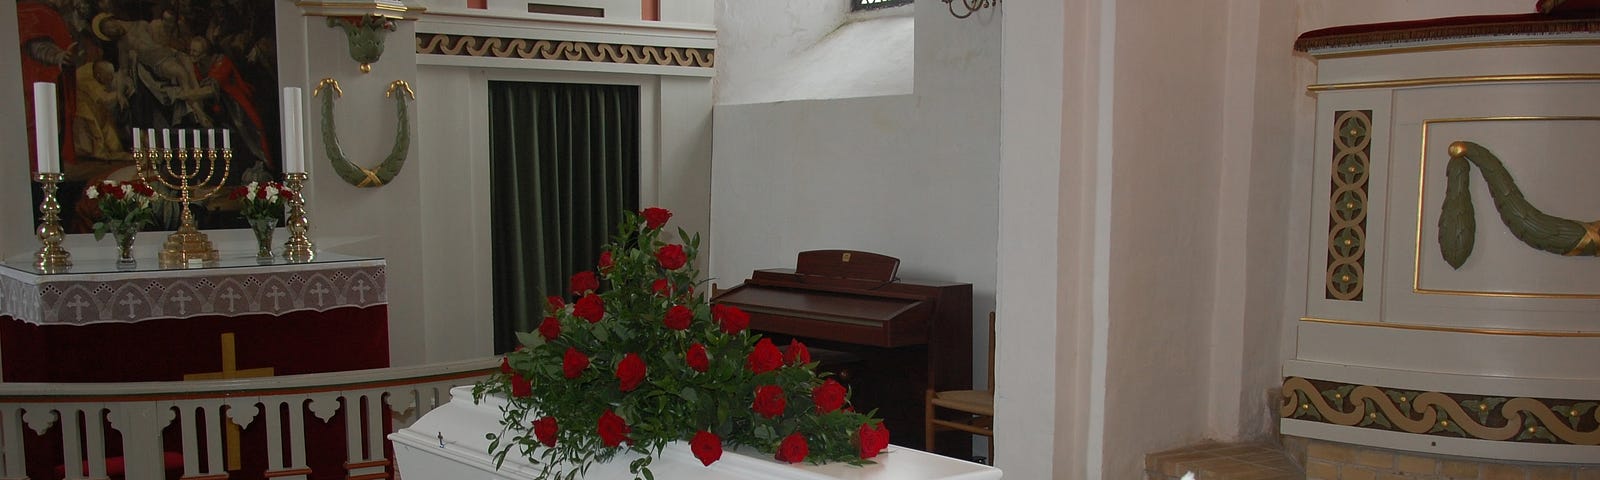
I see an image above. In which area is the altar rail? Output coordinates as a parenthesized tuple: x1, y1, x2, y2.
(0, 357, 497, 480)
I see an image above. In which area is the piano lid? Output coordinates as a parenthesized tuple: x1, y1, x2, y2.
(714, 284, 931, 347)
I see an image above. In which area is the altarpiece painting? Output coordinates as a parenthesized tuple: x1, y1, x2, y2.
(17, 0, 280, 233)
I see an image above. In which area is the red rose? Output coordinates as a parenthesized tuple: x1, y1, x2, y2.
(597, 409, 631, 447)
(132, 183, 155, 197)
(570, 271, 599, 294)
(230, 187, 246, 200)
(563, 347, 589, 379)
(574, 294, 604, 323)
(752, 385, 787, 418)
(616, 353, 646, 392)
(533, 416, 558, 447)
(511, 372, 532, 398)
(775, 432, 809, 464)
(651, 279, 671, 297)
(663, 305, 693, 330)
(785, 339, 811, 366)
(812, 378, 846, 413)
(499, 356, 513, 374)
(538, 316, 561, 341)
(690, 430, 722, 466)
(597, 251, 613, 273)
(712, 304, 750, 335)
(857, 421, 890, 459)
(657, 244, 687, 270)
(546, 295, 566, 313)
(641, 207, 672, 230)
(746, 338, 782, 374)
(686, 343, 709, 372)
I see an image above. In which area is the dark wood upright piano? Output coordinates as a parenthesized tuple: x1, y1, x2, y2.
(712, 250, 973, 457)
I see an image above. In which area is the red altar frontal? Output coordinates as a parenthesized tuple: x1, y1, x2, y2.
(0, 253, 389, 479)
(0, 253, 390, 382)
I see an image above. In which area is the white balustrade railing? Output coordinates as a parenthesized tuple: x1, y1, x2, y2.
(0, 358, 497, 480)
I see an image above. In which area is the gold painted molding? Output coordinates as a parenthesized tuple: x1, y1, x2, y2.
(1281, 377, 1600, 446)
(415, 33, 715, 68)
(1413, 116, 1600, 299)
(1309, 38, 1600, 59)
(1308, 74, 1600, 92)
(1299, 317, 1600, 338)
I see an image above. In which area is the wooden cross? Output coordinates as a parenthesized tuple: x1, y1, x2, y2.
(184, 332, 275, 471)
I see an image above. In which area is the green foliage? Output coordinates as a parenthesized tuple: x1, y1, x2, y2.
(474, 209, 885, 479)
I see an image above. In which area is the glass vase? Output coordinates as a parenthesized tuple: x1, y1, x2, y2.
(113, 225, 138, 269)
(249, 218, 279, 262)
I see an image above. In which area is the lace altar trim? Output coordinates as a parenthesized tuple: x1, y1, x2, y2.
(0, 263, 386, 325)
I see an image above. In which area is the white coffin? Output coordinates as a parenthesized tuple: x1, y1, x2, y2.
(391, 386, 1002, 480)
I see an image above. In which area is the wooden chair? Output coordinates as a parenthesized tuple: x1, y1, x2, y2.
(925, 311, 995, 462)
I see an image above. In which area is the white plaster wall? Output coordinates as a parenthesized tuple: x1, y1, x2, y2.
(1099, 2, 1229, 475)
(1207, 0, 1299, 444)
(713, 1, 848, 104)
(710, 0, 1001, 409)
(0, 0, 32, 259)
(718, 16, 912, 105)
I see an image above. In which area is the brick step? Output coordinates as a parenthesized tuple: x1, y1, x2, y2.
(1145, 441, 1303, 480)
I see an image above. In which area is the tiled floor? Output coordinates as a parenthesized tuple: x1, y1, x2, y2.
(1145, 441, 1304, 480)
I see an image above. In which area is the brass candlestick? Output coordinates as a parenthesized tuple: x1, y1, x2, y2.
(281, 172, 315, 262)
(136, 138, 230, 267)
(34, 172, 72, 271)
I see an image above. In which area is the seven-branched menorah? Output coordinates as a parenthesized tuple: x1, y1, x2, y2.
(133, 128, 231, 267)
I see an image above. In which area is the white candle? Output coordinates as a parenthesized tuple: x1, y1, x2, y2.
(32, 82, 59, 174)
(223, 129, 231, 150)
(133, 128, 143, 150)
(192, 130, 200, 149)
(163, 129, 171, 149)
(208, 129, 215, 149)
(147, 129, 156, 150)
(178, 129, 186, 149)
(282, 87, 305, 173)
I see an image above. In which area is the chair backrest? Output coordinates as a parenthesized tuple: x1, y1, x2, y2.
(986, 311, 996, 392)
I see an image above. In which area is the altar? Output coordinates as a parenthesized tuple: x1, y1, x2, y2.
(391, 386, 1004, 480)
(0, 252, 390, 382)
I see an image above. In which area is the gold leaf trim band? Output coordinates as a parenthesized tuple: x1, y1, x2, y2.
(1281, 377, 1600, 445)
(1309, 74, 1600, 92)
(415, 33, 715, 68)
(1300, 317, 1600, 337)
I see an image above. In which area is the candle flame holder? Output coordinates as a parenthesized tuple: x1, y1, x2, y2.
(34, 172, 72, 271)
(135, 139, 231, 267)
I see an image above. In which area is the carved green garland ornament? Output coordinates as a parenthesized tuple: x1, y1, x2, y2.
(327, 14, 396, 74)
(313, 78, 413, 188)
(1438, 141, 1600, 268)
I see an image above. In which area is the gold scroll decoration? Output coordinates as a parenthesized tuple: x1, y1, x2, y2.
(314, 78, 413, 188)
(415, 34, 715, 68)
(1281, 377, 1600, 446)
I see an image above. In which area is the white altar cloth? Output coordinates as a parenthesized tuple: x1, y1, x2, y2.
(391, 386, 1002, 480)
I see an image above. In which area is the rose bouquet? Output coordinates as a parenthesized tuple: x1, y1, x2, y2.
(230, 181, 293, 224)
(86, 180, 157, 241)
(231, 181, 293, 259)
(475, 207, 890, 480)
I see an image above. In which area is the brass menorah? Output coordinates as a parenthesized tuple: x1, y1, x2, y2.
(133, 128, 231, 267)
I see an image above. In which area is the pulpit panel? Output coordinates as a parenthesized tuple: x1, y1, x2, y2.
(1285, 26, 1600, 463)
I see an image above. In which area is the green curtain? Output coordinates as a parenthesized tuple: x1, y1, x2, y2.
(489, 82, 640, 354)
